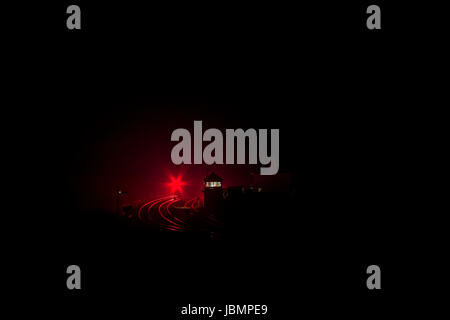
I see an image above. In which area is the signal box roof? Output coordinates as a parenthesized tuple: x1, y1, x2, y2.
(204, 172, 223, 182)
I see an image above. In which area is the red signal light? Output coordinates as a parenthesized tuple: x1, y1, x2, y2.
(167, 175, 185, 194)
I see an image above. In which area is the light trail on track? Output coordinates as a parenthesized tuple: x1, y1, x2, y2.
(158, 198, 183, 231)
(137, 195, 199, 231)
(167, 199, 185, 224)
(137, 195, 174, 222)
(136, 195, 212, 232)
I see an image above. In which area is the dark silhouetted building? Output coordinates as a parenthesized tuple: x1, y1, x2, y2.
(203, 172, 224, 214)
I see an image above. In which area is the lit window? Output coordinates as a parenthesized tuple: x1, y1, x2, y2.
(206, 181, 221, 187)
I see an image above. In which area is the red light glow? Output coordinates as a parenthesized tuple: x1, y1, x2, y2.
(167, 175, 185, 194)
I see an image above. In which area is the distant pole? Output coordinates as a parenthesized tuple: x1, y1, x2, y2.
(116, 187, 127, 215)
(116, 188, 121, 214)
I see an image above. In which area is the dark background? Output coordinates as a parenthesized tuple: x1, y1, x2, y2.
(6, 1, 446, 318)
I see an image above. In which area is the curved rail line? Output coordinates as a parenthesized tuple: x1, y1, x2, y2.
(137, 195, 212, 232)
(138, 195, 173, 222)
